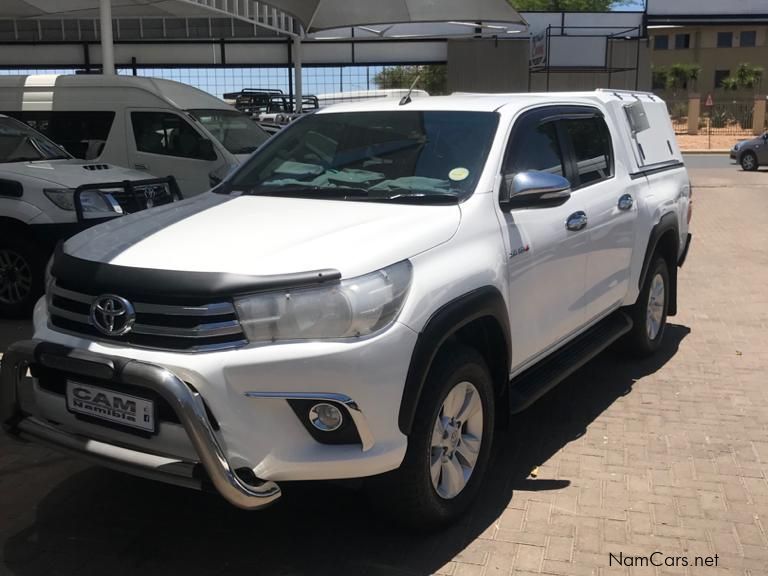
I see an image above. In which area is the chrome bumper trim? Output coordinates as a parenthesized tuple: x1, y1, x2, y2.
(244, 391, 376, 452)
(0, 339, 280, 510)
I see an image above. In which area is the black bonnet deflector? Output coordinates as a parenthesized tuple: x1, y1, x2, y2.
(51, 244, 341, 304)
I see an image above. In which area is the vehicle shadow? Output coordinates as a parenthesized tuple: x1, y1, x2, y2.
(3, 325, 690, 576)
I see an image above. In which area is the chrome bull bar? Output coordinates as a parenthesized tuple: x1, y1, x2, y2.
(0, 339, 280, 510)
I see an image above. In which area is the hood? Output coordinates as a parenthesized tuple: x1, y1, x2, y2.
(63, 193, 461, 278)
(1, 159, 154, 188)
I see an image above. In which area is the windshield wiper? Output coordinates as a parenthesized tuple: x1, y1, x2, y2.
(244, 185, 371, 199)
(365, 192, 460, 205)
(3, 156, 44, 163)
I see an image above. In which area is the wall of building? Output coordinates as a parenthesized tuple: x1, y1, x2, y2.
(446, 38, 529, 93)
(650, 25, 768, 93)
(530, 39, 650, 92)
(447, 37, 650, 94)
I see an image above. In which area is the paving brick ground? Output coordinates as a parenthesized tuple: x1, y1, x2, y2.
(0, 162, 766, 576)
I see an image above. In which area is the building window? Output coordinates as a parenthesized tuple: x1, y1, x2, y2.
(653, 35, 669, 50)
(675, 33, 690, 49)
(740, 30, 757, 47)
(714, 69, 730, 89)
(717, 32, 733, 48)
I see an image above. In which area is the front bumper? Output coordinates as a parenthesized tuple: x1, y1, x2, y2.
(1, 339, 280, 510)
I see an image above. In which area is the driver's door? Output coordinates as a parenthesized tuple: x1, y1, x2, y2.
(500, 108, 590, 369)
(127, 109, 227, 196)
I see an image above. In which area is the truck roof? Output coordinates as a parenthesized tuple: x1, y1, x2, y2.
(317, 89, 663, 114)
(0, 74, 232, 112)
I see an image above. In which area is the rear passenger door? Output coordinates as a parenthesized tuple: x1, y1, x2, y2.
(501, 107, 590, 367)
(560, 110, 639, 322)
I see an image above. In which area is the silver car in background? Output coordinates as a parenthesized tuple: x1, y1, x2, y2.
(731, 132, 768, 171)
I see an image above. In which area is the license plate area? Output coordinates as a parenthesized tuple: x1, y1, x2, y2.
(66, 381, 156, 434)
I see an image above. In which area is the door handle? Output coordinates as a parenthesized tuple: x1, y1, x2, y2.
(618, 194, 634, 211)
(134, 164, 148, 171)
(566, 211, 588, 231)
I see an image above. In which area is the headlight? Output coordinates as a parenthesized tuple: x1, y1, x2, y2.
(43, 188, 122, 214)
(234, 260, 412, 342)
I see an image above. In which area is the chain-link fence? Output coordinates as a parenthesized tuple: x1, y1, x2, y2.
(0, 64, 447, 102)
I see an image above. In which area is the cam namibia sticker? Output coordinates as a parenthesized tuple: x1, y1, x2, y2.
(449, 167, 470, 182)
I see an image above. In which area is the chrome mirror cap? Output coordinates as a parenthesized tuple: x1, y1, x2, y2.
(500, 171, 572, 210)
(510, 171, 571, 200)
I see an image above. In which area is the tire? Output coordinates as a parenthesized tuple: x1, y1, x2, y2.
(741, 151, 758, 171)
(370, 344, 495, 529)
(622, 257, 670, 357)
(0, 237, 44, 318)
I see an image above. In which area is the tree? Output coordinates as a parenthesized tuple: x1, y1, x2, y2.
(509, 0, 630, 10)
(652, 63, 701, 95)
(719, 63, 764, 92)
(734, 63, 764, 92)
(374, 65, 447, 95)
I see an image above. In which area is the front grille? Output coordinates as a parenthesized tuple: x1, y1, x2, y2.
(108, 183, 174, 214)
(48, 282, 248, 352)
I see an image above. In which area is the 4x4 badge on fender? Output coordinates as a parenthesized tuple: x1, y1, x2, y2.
(90, 295, 136, 336)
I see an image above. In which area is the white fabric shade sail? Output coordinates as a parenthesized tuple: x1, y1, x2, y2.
(262, 0, 524, 33)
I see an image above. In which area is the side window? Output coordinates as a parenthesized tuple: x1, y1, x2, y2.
(504, 120, 564, 177)
(2, 111, 115, 160)
(131, 111, 215, 160)
(562, 116, 613, 188)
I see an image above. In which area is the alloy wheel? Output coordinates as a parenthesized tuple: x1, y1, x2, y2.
(0, 249, 33, 305)
(646, 272, 665, 340)
(429, 381, 484, 500)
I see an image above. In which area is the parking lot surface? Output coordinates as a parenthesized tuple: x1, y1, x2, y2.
(1, 157, 767, 576)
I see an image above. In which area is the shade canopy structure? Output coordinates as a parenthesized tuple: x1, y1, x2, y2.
(2, 0, 526, 107)
(262, 0, 524, 33)
(261, 0, 524, 110)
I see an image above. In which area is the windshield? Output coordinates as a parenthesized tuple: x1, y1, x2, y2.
(226, 110, 499, 204)
(189, 109, 270, 155)
(0, 116, 71, 163)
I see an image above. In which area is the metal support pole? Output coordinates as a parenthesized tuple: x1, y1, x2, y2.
(99, 0, 115, 75)
(293, 35, 303, 113)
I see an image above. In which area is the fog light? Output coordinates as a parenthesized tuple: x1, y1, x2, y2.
(309, 403, 343, 432)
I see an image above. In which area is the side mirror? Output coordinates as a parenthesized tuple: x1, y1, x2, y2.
(198, 138, 217, 161)
(500, 171, 572, 211)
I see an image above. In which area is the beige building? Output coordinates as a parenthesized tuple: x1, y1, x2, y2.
(647, 0, 768, 94)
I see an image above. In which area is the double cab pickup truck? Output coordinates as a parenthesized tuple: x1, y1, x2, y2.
(1, 90, 692, 527)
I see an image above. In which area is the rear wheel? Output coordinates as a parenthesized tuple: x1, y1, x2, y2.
(371, 345, 495, 528)
(622, 257, 670, 357)
(741, 151, 758, 171)
(0, 238, 44, 318)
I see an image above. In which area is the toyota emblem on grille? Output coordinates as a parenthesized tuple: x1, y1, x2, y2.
(90, 295, 136, 336)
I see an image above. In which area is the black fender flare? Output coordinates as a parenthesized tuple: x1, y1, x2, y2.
(398, 286, 511, 435)
(638, 212, 679, 316)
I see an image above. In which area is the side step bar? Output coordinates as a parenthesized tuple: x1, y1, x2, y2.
(508, 311, 633, 414)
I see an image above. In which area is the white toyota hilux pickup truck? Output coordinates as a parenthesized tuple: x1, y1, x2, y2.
(1, 90, 692, 527)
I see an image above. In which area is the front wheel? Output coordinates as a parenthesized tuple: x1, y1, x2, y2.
(371, 345, 495, 528)
(741, 151, 758, 171)
(622, 257, 670, 357)
(0, 239, 44, 318)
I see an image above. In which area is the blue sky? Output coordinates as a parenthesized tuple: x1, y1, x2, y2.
(614, 0, 645, 10)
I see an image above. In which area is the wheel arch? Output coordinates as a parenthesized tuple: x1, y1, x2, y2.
(0, 217, 34, 240)
(398, 286, 511, 435)
(638, 212, 680, 316)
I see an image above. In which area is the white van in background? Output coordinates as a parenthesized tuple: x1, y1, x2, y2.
(0, 75, 270, 196)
